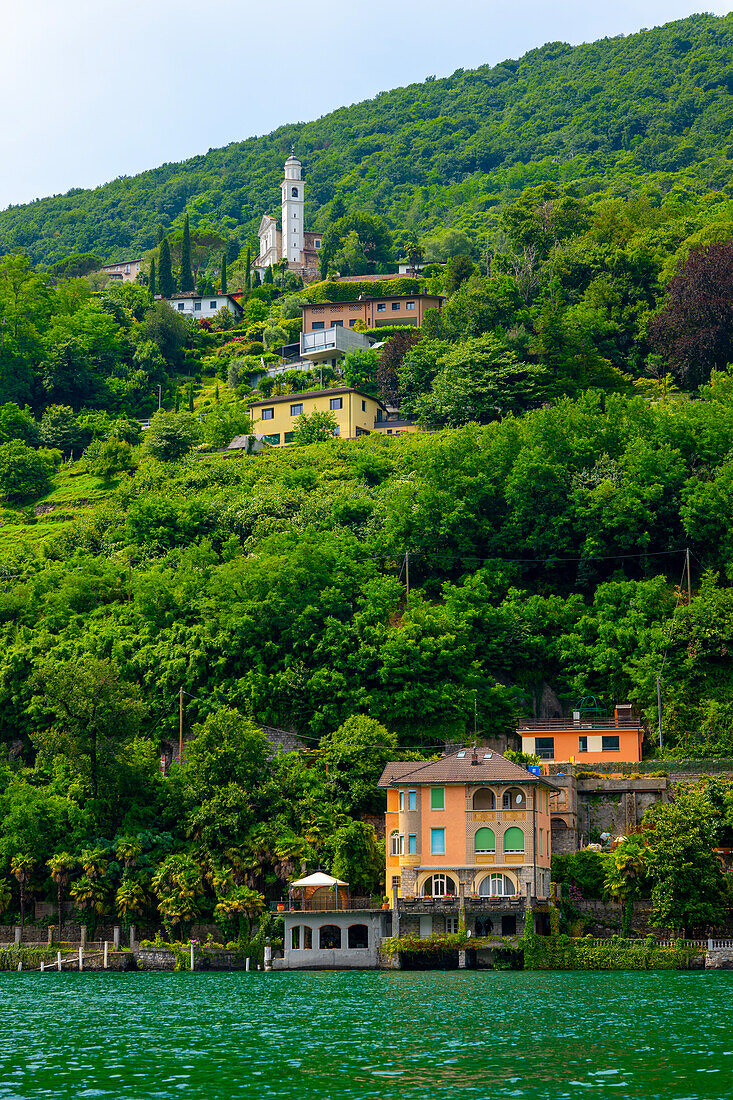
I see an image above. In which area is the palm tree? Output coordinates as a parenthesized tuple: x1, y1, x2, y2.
(152, 854, 204, 940)
(114, 837, 143, 870)
(11, 855, 35, 939)
(47, 852, 75, 939)
(604, 834, 648, 935)
(115, 877, 147, 932)
(214, 885, 265, 941)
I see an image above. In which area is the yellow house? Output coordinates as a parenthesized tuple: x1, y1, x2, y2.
(247, 387, 387, 445)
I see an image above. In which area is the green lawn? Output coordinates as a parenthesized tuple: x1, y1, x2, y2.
(0, 466, 120, 551)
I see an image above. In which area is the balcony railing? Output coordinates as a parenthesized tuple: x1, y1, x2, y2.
(269, 897, 385, 913)
(518, 716, 641, 730)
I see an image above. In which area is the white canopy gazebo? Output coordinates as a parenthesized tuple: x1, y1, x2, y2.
(289, 871, 349, 911)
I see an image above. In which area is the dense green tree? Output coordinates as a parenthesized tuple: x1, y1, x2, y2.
(0, 440, 54, 503)
(158, 238, 176, 298)
(644, 787, 728, 934)
(148, 257, 156, 299)
(292, 409, 338, 444)
(179, 214, 193, 292)
(31, 658, 146, 802)
(143, 410, 201, 461)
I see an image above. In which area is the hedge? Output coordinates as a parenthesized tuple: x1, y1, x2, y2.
(523, 933, 703, 971)
(304, 277, 424, 303)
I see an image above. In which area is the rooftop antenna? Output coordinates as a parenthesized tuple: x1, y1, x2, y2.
(471, 696, 478, 763)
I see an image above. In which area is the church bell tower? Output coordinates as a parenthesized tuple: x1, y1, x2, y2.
(281, 150, 305, 266)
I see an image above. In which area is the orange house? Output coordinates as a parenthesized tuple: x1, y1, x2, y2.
(518, 704, 643, 765)
(378, 750, 556, 906)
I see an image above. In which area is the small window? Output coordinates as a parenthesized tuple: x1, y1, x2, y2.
(408, 790, 417, 811)
(194, 302, 202, 311)
(349, 319, 357, 327)
(431, 828, 445, 855)
(539, 827, 544, 855)
(333, 320, 343, 328)
(390, 830, 400, 856)
(391, 302, 401, 311)
(408, 833, 417, 854)
(319, 925, 341, 950)
(405, 301, 415, 310)
(284, 432, 295, 444)
(291, 187, 299, 198)
(290, 404, 303, 417)
(376, 409, 383, 422)
(315, 240, 321, 248)
(377, 303, 386, 312)
(311, 321, 325, 330)
(602, 735, 620, 752)
(362, 400, 366, 411)
(446, 916, 459, 934)
(261, 408, 274, 420)
(333, 426, 340, 437)
(578, 736, 588, 753)
(263, 433, 281, 445)
(210, 301, 217, 309)
(536, 737, 554, 760)
(177, 303, 185, 310)
(430, 788, 445, 811)
(330, 397, 343, 410)
(399, 791, 404, 811)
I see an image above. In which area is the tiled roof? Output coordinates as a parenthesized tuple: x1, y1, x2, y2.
(379, 762, 422, 785)
(378, 750, 558, 788)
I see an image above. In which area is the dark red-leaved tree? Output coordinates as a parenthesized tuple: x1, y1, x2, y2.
(376, 330, 421, 407)
(649, 242, 733, 387)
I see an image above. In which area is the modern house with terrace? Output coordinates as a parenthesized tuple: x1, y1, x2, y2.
(164, 292, 243, 321)
(517, 704, 643, 765)
(378, 749, 557, 938)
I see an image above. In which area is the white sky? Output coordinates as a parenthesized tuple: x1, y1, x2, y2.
(1, 1, 731, 210)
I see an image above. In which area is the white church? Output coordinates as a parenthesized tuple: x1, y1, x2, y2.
(254, 152, 322, 283)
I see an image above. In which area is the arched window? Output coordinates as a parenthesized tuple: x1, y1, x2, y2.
(319, 924, 341, 949)
(390, 830, 402, 856)
(551, 817, 568, 830)
(348, 924, 369, 949)
(474, 827, 496, 853)
(291, 187, 299, 197)
(472, 788, 495, 810)
(502, 787, 525, 810)
(303, 926, 312, 949)
(479, 874, 515, 897)
(503, 826, 525, 853)
(421, 874, 457, 897)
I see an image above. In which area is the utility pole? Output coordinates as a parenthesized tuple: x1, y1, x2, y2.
(686, 547, 692, 605)
(179, 686, 184, 763)
(405, 550, 410, 597)
(656, 675, 663, 753)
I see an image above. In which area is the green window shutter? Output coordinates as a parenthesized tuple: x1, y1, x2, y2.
(475, 827, 495, 852)
(504, 826, 525, 853)
(430, 787, 445, 810)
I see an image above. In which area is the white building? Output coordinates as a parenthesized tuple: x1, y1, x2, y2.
(165, 292, 243, 321)
(254, 153, 322, 282)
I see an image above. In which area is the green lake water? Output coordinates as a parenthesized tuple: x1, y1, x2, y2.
(0, 970, 732, 1099)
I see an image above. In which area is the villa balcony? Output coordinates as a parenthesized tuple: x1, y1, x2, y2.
(300, 326, 371, 362)
(397, 895, 529, 915)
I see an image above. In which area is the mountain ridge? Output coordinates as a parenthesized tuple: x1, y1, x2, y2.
(2, 12, 733, 265)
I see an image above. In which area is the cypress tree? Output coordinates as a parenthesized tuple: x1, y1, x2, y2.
(188, 381, 194, 413)
(149, 257, 156, 299)
(221, 253, 227, 294)
(253, 268, 261, 288)
(245, 246, 251, 291)
(215, 383, 220, 403)
(156, 223, 165, 245)
(158, 237, 175, 298)
(264, 265, 273, 285)
(179, 211, 193, 292)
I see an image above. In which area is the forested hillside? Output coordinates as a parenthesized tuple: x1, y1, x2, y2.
(3, 13, 733, 265)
